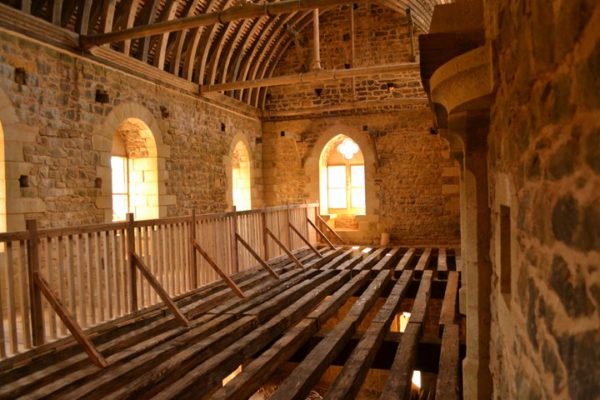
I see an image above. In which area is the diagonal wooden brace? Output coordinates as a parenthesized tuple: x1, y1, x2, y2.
(34, 272, 108, 368)
(289, 223, 323, 258)
(192, 240, 245, 298)
(316, 215, 346, 244)
(131, 253, 190, 327)
(306, 218, 335, 250)
(235, 233, 279, 279)
(265, 228, 304, 269)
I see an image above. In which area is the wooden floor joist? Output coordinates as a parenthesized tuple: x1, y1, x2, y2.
(0, 246, 463, 399)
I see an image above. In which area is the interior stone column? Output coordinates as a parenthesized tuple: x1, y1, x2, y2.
(460, 114, 493, 399)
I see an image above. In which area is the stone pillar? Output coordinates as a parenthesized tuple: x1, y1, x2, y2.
(460, 114, 493, 399)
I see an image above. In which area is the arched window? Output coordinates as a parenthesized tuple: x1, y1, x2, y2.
(231, 141, 252, 211)
(319, 135, 366, 216)
(111, 118, 159, 221)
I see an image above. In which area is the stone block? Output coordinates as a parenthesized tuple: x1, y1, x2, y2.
(6, 197, 46, 214)
(4, 141, 23, 162)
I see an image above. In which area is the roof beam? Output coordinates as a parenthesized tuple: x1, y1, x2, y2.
(80, 0, 371, 49)
(201, 62, 419, 92)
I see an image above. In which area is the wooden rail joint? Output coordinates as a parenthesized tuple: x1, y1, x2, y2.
(131, 253, 190, 328)
(192, 240, 245, 298)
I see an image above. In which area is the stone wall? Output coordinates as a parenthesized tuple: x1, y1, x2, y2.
(262, 4, 460, 245)
(0, 30, 263, 230)
(262, 110, 461, 245)
(484, 1, 600, 398)
(264, 4, 425, 114)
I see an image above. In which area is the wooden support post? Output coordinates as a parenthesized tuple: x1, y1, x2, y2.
(265, 228, 304, 269)
(33, 272, 108, 368)
(312, 9, 321, 70)
(406, 8, 415, 62)
(192, 240, 245, 298)
(25, 219, 44, 346)
(286, 205, 293, 249)
(316, 215, 346, 244)
(235, 233, 279, 279)
(131, 254, 190, 327)
(231, 206, 239, 273)
(126, 213, 137, 313)
(307, 218, 335, 250)
(262, 211, 269, 261)
(289, 223, 322, 258)
(190, 209, 198, 288)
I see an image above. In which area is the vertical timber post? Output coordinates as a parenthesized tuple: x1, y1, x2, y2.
(127, 213, 137, 313)
(231, 206, 239, 273)
(190, 208, 198, 288)
(26, 219, 44, 346)
(262, 211, 269, 261)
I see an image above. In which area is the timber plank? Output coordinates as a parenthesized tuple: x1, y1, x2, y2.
(438, 247, 448, 272)
(351, 247, 389, 271)
(439, 271, 459, 326)
(325, 270, 413, 400)
(371, 247, 402, 272)
(435, 324, 460, 400)
(395, 247, 415, 272)
(54, 316, 257, 399)
(410, 270, 433, 324)
(321, 248, 354, 270)
(380, 322, 422, 400)
(414, 247, 432, 271)
(210, 319, 318, 400)
(269, 270, 391, 400)
(306, 270, 370, 327)
(147, 270, 352, 399)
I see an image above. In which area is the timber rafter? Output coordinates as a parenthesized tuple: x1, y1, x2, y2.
(1, 0, 438, 108)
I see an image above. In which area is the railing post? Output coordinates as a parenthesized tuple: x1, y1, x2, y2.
(126, 213, 137, 313)
(231, 206, 239, 273)
(26, 219, 44, 346)
(190, 208, 198, 288)
(286, 204, 292, 249)
(262, 211, 269, 261)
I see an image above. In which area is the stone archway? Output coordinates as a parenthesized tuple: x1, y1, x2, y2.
(94, 103, 171, 222)
(224, 133, 254, 211)
(303, 124, 379, 239)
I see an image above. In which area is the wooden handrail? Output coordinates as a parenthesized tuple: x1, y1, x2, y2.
(265, 228, 304, 269)
(33, 272, 108, 368)
(289, 223, 323, 258)
(306, 218, 336, 250)
(235, 233, 279, 279)
(316, 215, 346, 244)
(192, 240, 245, 298)
(131, 254, 190, 327)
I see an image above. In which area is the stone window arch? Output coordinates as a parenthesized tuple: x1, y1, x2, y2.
(319, 134, 366, 217)
(110, 118, 159, 221)
(231, 140, 252, 211)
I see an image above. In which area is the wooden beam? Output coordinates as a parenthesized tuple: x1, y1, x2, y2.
(326, 270, 413, 399)
(306, 217, 335, 250)
(192, 240, 245, 298)
(33, 272, 108, 368)
(235, 233, 280, 279)
(435, 324, 460, 400)
(289, 223, 322, 258)
(202, 62, 418, 92)
(265, 228, 304, 269)
(311, 9, 321, 69)
(316, 215, 346, 244)
(131, 254, 190, 328)
(80, 0, 372, 48)
(25, 220, 44, 347)
(414, 247, 432, 271)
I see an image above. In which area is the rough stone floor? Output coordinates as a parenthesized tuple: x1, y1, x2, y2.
(0, 246, 462, 399)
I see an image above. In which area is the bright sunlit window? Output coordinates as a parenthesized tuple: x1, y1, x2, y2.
(326, 163, 365, 212)
(111, 156, 129, 221)
(327, 165, 347, 209)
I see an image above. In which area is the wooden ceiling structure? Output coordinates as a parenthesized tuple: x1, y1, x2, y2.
(0, 0, 447, 109)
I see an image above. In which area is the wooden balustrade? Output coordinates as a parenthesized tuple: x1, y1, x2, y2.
(0, 203, 323, 362)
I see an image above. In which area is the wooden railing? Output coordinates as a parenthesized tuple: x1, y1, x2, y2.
(0, 203, 323, 362)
